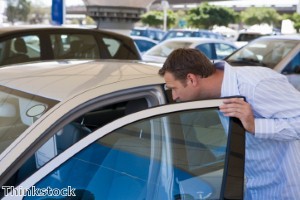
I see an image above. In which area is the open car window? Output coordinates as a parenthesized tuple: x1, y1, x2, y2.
(10, 99, 245, 200)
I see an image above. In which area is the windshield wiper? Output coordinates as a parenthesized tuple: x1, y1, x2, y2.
(227, 57, 263, 66)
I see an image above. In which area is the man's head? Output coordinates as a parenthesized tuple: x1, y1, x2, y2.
(158, 48, 220, 102)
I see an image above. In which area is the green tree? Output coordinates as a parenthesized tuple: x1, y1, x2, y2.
(187, 3, 237, 29)
(240, 7, 281, 27)
(287, 13, 300, 33)
(140, 10, 176, 28)
(6, 0, 31, 24)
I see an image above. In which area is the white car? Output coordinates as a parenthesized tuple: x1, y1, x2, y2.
(0, 60, 245, 199)
(142, 37, 237, 63)
(225, 35, 300, 91)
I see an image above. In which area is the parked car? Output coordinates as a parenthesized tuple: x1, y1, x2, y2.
(0, 26, 141, 67)
(131, 36, 158, 54)
(142, 37, 238, 63)
(160, 29, 224, 42)
(225, 35, 300, 90)
(130, 27, 165, 41)
(0, 60, 245, 199)
(234, 30, 270, 48)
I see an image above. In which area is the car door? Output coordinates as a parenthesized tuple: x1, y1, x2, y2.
(3, 99, 245, 200)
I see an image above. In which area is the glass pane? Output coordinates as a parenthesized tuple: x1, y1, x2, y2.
(28, 107, 229, 199)
(215, 43, 236, 59)
(0, 86, 58, 155)
(102, 37, 121, 57)
(170, 109, 228, 199)
(197, 44, 213, 59)
(51, 34, 100, 59)
(0, 36, 40, 66)
(227, 39, 298, 69)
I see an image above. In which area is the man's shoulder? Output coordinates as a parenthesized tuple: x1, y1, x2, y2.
(231, 65, 286, 87)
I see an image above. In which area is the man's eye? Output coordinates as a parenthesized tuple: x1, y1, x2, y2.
(164, 84, 170, 91)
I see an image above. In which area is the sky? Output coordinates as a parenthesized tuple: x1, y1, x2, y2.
(29, 0, 298, 7)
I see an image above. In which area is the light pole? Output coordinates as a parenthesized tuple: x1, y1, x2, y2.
(161, 0, 169, 32)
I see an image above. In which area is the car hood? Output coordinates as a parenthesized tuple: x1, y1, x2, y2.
(0, 60, 164, 101)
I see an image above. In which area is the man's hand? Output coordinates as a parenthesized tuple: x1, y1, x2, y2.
(219, 98, 255, 134)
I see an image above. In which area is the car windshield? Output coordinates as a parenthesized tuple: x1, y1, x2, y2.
(146, 41, 192, 57)
(226, 39, 299, 69)
(0, 86, 58, 155)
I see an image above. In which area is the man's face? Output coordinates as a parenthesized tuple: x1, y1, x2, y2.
(164, 71, 199, 102)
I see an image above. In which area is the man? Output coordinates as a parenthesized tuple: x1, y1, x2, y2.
(158, 48, 300, 199)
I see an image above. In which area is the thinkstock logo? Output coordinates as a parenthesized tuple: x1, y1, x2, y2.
(2, 186, 76, 197)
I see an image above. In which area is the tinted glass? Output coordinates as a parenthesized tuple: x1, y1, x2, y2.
(197, 43, 213, 59)
(50, 34, 100, 59)
(134, 40, 156, 53)
(0, 35, 41, 66)
(282, 52, 300, 74)
(29, 108, 230, 199)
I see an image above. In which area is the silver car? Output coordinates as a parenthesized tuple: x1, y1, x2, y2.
(0, 60, 245, 199)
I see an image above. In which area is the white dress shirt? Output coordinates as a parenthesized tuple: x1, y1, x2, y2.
(218, 61, 300, 199)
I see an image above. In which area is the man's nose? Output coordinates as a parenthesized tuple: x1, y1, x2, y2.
(172, 91, 178, 101)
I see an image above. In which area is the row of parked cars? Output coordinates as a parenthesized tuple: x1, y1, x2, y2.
(0, 25, 299, 199)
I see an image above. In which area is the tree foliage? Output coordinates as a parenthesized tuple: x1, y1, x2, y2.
(240, 7, 281, 26)
(187, 3, 237, 29)
(287, 13, 300, 33)
(140, 10, 176, 28)
(6, 0, 31, 24)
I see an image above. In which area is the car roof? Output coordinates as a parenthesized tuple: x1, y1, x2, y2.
(0, 25, 125, 37)
(0, 60, 163, 101)
(253, 34, 300, 41)
(132, 27, 163, 31)
(161, 37, 235, 44)
(131, 36, 158, 43)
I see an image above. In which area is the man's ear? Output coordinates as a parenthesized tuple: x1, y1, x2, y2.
(186, 73, 200, 86)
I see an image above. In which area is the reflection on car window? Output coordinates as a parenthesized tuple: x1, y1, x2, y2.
(0, 35, 41, 66)
(50, 34, 100, 60)
(227, 39, 298, 69)
(29, 108, 229, 199)
(0, 86, 58, 155)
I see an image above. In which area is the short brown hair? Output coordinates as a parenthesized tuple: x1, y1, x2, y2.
(158, 48, 215, 81)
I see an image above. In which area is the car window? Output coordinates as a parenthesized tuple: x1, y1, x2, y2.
(0, 35, 41, 66)
(196, 43, 213, 59)
(26, 108, 231, 199)
(134, 40, 156, 54)
(0, 86, 58, 155)
(3, 97, 151, 188)
(102, 37, 121, 57)
(50, 34, 100, 60)
(282, 52, 300, 74)
(215, 43, 237, 59)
